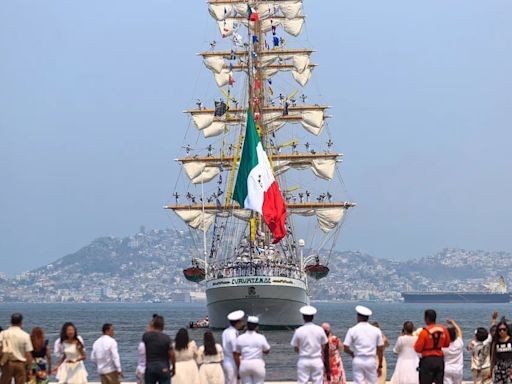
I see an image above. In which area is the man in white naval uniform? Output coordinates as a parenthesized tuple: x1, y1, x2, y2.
(222, 310, 245, 384)
(290, 305, 328, 384)
(235, 316, 270, 384)
(343, 306, 384, 384)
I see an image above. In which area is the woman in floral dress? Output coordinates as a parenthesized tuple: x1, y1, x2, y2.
(322, 323, 346, 384)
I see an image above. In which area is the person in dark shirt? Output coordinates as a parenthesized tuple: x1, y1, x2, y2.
(491, 319, 512, 384)
(142, 315, 176, 384)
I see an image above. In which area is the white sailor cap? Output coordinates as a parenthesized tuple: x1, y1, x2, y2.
(227, 310, 245, 321)
(247, 316, 259, 324)
(355, 305, 372, 317)
(300, 305, 317, 316)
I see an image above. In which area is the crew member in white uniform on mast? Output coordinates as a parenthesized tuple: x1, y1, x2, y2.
(222, 310, 245, 384)
(235, 316, 270, 384)
(290, 305, 328, 384)
(343, 305, 384, 384)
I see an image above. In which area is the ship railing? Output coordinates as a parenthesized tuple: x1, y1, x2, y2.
(206, 265, 303, 280)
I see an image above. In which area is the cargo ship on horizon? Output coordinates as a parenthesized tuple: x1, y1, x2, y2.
(402, 277, 510, 303)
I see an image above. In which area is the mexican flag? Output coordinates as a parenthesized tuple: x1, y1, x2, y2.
(233, 111, 287, 243)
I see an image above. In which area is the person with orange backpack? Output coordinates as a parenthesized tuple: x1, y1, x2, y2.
(414, 309, 451, 384)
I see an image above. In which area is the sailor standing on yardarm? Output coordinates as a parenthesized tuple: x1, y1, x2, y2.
(222, 310, 245, 384)
(343, 306, 384, 384)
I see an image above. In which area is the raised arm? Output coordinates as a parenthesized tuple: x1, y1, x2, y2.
(491, 312, 498, 327)
(447, 319, 463, 339)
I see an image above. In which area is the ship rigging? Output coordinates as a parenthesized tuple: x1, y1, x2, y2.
(166, 0, 355, 328)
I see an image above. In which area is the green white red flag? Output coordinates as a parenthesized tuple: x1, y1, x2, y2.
(233, 111, 287, 243)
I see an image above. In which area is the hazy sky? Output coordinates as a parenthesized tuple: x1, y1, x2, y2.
(1, 1, 511, 276)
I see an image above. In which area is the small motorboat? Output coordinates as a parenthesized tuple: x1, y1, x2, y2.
(189, 316, 209, 329)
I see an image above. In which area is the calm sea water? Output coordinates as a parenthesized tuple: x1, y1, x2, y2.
(0, 302, 508, 381)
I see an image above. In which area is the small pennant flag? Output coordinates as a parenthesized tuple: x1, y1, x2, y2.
(248, 5, 260, 21)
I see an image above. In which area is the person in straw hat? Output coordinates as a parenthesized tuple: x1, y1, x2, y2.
(222, 310, 244, 384)
(343, 306, 384, 384)
(234, 316, 270, 384)
(290, 305, 328, 384)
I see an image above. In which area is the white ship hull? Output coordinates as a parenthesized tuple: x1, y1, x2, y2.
(206, 275, 309, 328)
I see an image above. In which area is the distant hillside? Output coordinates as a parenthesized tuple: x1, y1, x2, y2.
(1, 229, 511, 303)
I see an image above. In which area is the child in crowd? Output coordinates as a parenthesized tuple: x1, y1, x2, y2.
(467, 327, 492, 384)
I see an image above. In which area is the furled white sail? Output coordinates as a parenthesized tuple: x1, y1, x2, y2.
(260, 52, 311, 72)
(315, 207, 346, 232)
(245, 17, 304, 37)
(310, 159, 337, 180)
(293, 54, 310, 73)
(183, 162, 221, 184)
(203, 52, 313, 87)
(213, 68, 233, 87)
(300, 109, 324, 135)
(191, 113, 242, 138)
(175, 208, 252, 231)
(180, 154, 337, 184)
(279, 1, 303, 18)
(175, 205, 346, 233)
(290, 207, 347, 233)
(175, 210, 216, 232)
(208, 1, 303, 21)
(218, 16, 304, 38)
(272, 158, 337, 180)
(302, 110, 324, 128)
(191, 114, 214, 130)
(292, 66, 313, 86)
(282, 17, 304, 36)
(203, 56, 225, 73)
(203, 121, 226, 138)
(209, 4, 231, 21)
(190, 108, 325, 136)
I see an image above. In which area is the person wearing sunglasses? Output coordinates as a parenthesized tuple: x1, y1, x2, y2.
(490, 319, 512, 384)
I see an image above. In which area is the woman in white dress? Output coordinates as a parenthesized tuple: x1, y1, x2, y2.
(391, 321, 419, 384)
(196, 331, 224, 384)
(173, 328, 200, 384)
(443, 319, 464, 384)
(52, 322, 88, 384)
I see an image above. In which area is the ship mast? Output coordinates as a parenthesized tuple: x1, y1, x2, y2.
(168, 0, 356, 274)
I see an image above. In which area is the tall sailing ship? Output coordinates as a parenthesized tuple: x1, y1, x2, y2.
(166, 0, 355, 328)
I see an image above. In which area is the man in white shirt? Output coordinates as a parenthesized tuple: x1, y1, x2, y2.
(91, 323, 123, 384)
(343, 306, 384, 384)
(290, 305, 328, 384)
(0, 313, 34, 384)
(235, 316, 270, 384)
(222, 310, 245, 384)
